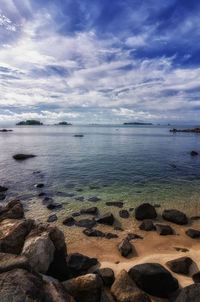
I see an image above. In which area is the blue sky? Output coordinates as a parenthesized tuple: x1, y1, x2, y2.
(0, 0, 200, 124)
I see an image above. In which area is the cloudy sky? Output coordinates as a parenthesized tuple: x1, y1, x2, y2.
(0, 0, 200, 124)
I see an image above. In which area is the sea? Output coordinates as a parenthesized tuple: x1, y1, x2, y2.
(1, 124, 200, 240)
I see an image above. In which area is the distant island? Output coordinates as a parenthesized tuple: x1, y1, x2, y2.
(55, 121, 72, 125)
(124, 122, 153, 125)
(170, 127, 200, 133)
(16, 120, 43, 126)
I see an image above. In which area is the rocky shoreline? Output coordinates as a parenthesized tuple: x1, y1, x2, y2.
(0, 199, 200, 301)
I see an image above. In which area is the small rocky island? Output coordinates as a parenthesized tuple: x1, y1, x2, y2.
(55, 122, 72, 125)
(16, 120, 43, 126)
(170, 127, 200, 133)
(124, 122, 153, 125)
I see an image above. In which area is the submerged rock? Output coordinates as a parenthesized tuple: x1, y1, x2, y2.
(106, 202, 124, 208)
(75, 219, 96, 228)
(111, 270, 151, 302)
(80, 207, 98, 215)
(47, 214, 58, 223)
(63, 217, 75, 226)
(47, 203, 62, 210)
(13, 154, 36, 160)
(135, 203, 157, 220)
(129, 263, 179, 298)
(192, 272, 200, 283)
(88, 197, 101, 202)
(119, 210, 129, 219)
(95, 213, 114, 225)
(0, 193, 6, 201)
(126, 233, 143, 240)
(162, 209, 188, 225)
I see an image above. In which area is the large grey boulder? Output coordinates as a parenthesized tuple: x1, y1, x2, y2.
(22, 232, 55, 274)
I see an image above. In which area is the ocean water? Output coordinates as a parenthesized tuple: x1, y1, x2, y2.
(1, 124, 200, 238)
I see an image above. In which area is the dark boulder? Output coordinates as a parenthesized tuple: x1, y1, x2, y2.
(95, 268, 115, 286)
(95, 213, 114, 225)
(47, 214, 58, 223)
(129, 263, 179, 298)
(185, 228, 200, 238)
(72, 212, 81, 217)
(75, 196, 84, 201)
(139, 220, 155, 231)
(47, 203, 62, 210)
(118, 238, 133, 257)
(119, 210, 129, 219)
(0, 193, 6, 200)
(63, 217, 75, 226)
(67, 253, 98, 277)
(166, 257, 194, 275)
(75, 219, 96, 228)
(0, 186, 8, 192)
(34, 183, 44, 188)
(80, 207, 98, 215)
(162, 209, 188, 225)
(42, 197, 54, 205)
(83, 229, 105, 237)
(175, 284, 200, 302)
(135, 203, 157, 220)
(191, 151, 198, 156)
(106, 202, 123, 208)
(13, 154, 36, 160)
(155, 224, 174, 235)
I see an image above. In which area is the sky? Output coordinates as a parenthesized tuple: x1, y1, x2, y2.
(0, 0, 200, 125)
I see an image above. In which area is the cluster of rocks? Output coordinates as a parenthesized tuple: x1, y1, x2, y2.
(1, 199, 200, 301)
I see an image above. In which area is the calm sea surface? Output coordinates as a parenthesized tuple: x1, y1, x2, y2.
(1, 124, 200, 237)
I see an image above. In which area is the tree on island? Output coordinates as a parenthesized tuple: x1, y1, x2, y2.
(55, 121, 72, 125)
(16, 120, 43, 125)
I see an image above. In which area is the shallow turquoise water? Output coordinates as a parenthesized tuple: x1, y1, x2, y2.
(0, 124, 200, 221)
